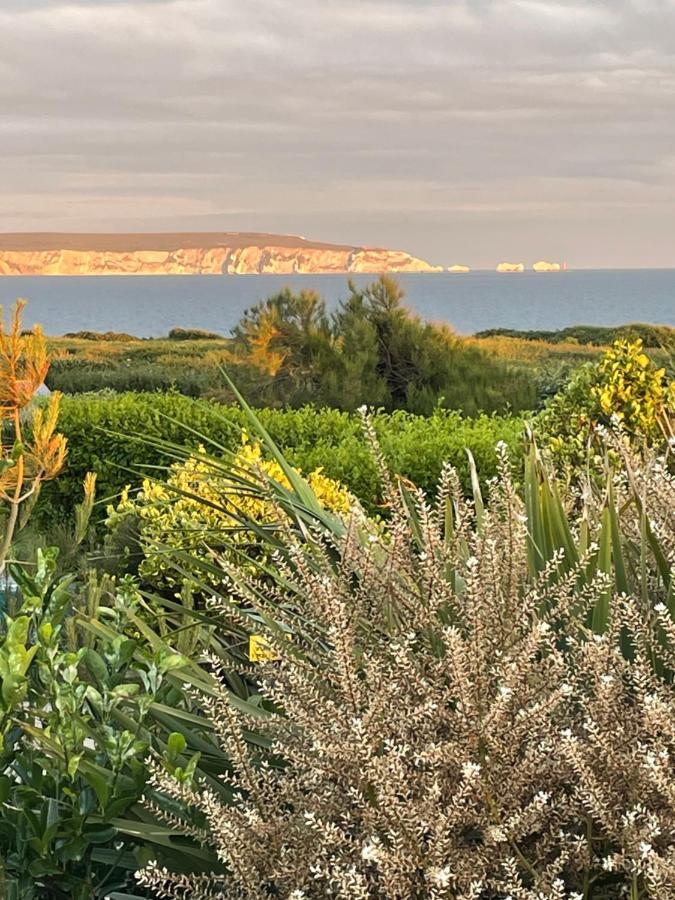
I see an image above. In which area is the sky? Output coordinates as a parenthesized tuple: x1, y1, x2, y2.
(1, 0, 674, 268)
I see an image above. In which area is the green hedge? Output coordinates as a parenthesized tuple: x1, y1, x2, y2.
(39, 392, 526, 526)
(475, 323, 675, 348)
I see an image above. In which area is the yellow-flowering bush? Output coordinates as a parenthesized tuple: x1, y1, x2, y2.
(105, 435, 352, 592)
(592, 338, 674, 439)
(537, 338, 674, 469)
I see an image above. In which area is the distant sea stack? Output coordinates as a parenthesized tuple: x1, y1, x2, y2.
(496, 261, 525, 273)
(447, 264, 470, 274)
(0, 233, 442, 276)
(532, 260, 562, 273)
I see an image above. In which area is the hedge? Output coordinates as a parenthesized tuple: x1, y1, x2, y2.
(38, 392, 527, 527)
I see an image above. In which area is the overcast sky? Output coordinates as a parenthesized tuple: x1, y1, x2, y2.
(2, 0, 674, 267)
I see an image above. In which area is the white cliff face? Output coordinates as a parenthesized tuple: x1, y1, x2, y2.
(0, 237, 442, 276)
(496, 262, 525, 273)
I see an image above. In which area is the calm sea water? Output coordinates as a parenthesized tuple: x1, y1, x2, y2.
(0, 269, 673, 337)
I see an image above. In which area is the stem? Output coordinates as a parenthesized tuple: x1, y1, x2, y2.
(583, 818, 592, 899)
(0, 501, 19, 576)
(0, 409, 24, 575)
(483, 785, 540, 886)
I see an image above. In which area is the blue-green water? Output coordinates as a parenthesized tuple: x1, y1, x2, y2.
(0, 269, 673, 337)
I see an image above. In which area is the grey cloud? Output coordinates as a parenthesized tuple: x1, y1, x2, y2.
(1, 0, 674, 266)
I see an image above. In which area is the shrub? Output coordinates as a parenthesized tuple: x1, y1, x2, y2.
(47, 359, 214, 396)
(229, 277, 537, 414)
(592, 338, 673, 437)
(167, 327, 223, 341)
(38, 393, 525, 528)
(0, 548, 238, 897)
(62, 330, 138, 341)
(537, 338, 674, 467)
(0, 468, 247, 895)
(106, 436, 353, 591)
(137, 429, 675, 899)
(0, 302, 67, 572)
(475, 323, 675, 348)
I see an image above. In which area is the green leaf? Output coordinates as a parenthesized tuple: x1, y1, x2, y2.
(2, 673, 28, 708)
(466, 449, 484, 531)
(67, 753, 83, 778)
(84, 648, 108, 686)
(58, 836, 88, 862)
(158, 653, 187, 673)
(607, 483, 629, 596)
(592, 508, 612, 634)
(82, 768, 109, 809)
(524, 446, 545, 576)
(166, 731, 186, 763)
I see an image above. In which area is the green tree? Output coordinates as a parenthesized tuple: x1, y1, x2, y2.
(231, 288, 336, 405)
(228, 277, 535, 415)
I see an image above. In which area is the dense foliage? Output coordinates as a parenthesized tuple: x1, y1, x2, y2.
(166, 327, 223, 341)
(0, 558, 154, 897)
(105, 436, 353, 591)
(38, 391, 524, 528)
(63, 330, 137, 342)
(0, 544, 240, 899)
(227, 277, 536, 414)
(476, 322, 675, 349)
(2, 304, 674, 898)
(537, 338, 674, 467)
(135, 412, 675, 900)
(46, 278, 538, 415)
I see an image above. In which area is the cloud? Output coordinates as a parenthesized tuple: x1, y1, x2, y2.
(1, 0, 674, 265)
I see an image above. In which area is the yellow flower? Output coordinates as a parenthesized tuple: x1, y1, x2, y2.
(108, 437, 353, 590)
(590, 339, 671, 439)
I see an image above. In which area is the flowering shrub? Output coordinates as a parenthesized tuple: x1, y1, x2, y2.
(537, 338, 674, 467)
(592, 339, 673, 438)
(106, 436, 352, 591)
(136, 439, 675, 899)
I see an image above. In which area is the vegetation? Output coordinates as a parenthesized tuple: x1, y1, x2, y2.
(537, 337, 675, 468)
(226, 277, 536, 414)
(0, 304, 67, 571)
(475, 322, 675, 348)
(46, 278, 538, 415)
(105, 435, 353, 592)
(137, 428, 675, 899)
(46, 285, 675, 418)
(38, 392, 524, 529)
(167, 327, 223, 341)
(49, 283, 675, 416)
(63, 330, 138, 342)
(0, 540, 241, 898)
(1, 301, 674, 897)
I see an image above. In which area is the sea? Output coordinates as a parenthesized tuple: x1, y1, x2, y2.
(0, 269, 673, 337)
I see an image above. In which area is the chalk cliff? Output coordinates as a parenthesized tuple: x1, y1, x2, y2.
(0, 233, 442, 276)
(532, 260, 562, 273)
(496, 262, 525, 273)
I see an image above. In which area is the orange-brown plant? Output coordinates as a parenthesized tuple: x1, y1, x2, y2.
(0, 302, 67, 571)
